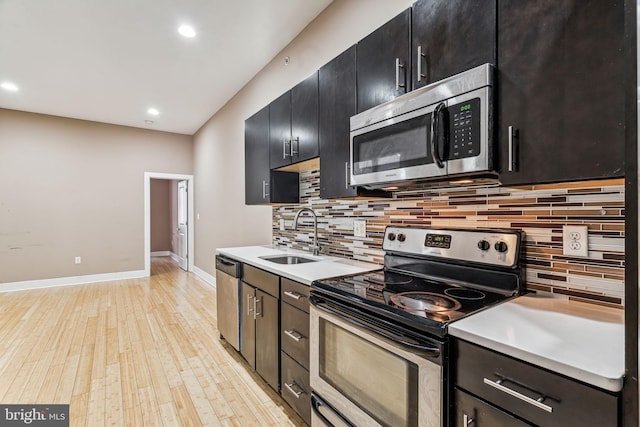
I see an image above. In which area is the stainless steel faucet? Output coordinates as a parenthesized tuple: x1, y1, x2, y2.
(293, 207, 320, 256)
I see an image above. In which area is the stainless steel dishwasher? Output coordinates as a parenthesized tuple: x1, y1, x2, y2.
(215, 255, 242, 351)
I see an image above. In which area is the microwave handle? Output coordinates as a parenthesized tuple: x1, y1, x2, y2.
(430, 102, 446, 169)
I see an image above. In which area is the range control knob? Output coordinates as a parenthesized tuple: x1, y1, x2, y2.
(494, 241, 508, 253)
(397, 233, 406, 242)
(477, 240, 490, 251)
(387, 233, 396, 241)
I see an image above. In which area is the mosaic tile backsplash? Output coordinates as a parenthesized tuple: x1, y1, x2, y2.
(273, 170, 625, 308)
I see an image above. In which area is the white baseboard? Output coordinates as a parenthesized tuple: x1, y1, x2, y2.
(170, 252, 180, 263)
(192, 266, 216, 288)
(151, 251, 171, 257)
(0, 269, 147, 293)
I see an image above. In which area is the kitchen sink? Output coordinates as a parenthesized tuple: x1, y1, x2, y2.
(259, 255, 317, 265)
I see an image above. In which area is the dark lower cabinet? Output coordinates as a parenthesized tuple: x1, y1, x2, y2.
(245, 106, 299, 205)
(455, 389, 531, 427)
(280, 278, 310, 424)
(497, 0, 625, 185)
(453, 339, 619, 426)
(411, 0, 496, 89)
(240, 265, 280, 392)
(356, 8, 411, 113)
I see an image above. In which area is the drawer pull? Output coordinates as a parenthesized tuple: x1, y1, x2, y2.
(284, 291, 304, 300)
(483, 377, 553, 413)
(284, 382, 305, 399)
(284, 329, 305, 342)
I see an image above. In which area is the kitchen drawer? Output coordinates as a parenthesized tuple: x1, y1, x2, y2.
(454, 339, 619, 427)
(281, 302, 310, 369)
(281, 351, 311, 425)
(281, 278, 310, 313)
(455, 389, 531, 426)
(243, 264, 279, 297)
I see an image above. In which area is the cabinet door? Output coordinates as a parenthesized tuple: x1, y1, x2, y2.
(291, 72, 319, 163)
(455, 389, 531, 427)
(356, 8, 411, 113)
(240, 282, 256, 369)
(269, 91, 292, 170)
(255, 290, 280, 391)
(411, 0, 496, 89)
(498, 0, 624, 185)
(244, 106, 270, 205)
(319, 46, 358, 199)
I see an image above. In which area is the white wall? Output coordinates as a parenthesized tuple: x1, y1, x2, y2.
(192, 0, 413, 275)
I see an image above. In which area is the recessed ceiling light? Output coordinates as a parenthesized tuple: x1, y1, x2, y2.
(1, 82, 19, 92)
(147, 108, 159, 116)
(178, 25, 196, 38)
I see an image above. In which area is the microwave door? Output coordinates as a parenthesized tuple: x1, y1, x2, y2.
(350, 106, 448, 188)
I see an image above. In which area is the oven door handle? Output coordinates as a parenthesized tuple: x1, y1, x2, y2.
(311, 394, 354, 427)
(313, 299, 440, 358)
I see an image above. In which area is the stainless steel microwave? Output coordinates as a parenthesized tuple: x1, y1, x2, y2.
(350, 64, 495, 189)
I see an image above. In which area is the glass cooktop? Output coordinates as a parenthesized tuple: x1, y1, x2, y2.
(312, 269, 511, 337)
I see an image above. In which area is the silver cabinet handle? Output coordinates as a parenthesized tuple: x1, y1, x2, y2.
(283, 291, 303, 300)
(284, 382, 305, 399)
(483, 377, 553, 413)
(282, 138, 290, 159)
(284, 329, 305, 342)
(246, 294, 253, 316)
(507, 126, 516, 172)
(463, 414, 473, 425)
(395, 58, 406, 91)
(417, 45, 426, 82)
(262, 180, 270, 199)
(254, 298, 262, 319)
(344, 162, 350, 189)
(290, 137, 299, 157)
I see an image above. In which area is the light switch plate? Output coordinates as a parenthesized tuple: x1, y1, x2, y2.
(75, 256, 82, 264)
(562, 225, 589, 257)
(354, 220, 366, 238)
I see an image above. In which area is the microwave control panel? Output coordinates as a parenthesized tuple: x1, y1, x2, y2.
(449, 98, 481, 160)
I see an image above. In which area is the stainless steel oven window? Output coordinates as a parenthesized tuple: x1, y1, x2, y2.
(318, 318, 419, 427)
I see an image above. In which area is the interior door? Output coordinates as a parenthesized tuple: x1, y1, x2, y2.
(177, 180, 188, 271)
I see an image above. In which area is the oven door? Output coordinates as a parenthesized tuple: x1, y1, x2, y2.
(310, 295, 443, 427)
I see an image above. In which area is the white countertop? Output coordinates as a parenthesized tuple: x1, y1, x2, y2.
(216, 245, 381, 285)
(449, 293, 625, 392)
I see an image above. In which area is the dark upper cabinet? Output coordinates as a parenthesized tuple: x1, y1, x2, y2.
(245, 106, 299, 205)
(319, 46, 389, 199)
(356, 8, 411, 113)
(498, 0, 624, 186)
(245, 106, 271, 204)
(269, 92, 292, 170)
(319, 46, 358, 199)
(270, 72, 319, 169)
(411, 0, 496, 89)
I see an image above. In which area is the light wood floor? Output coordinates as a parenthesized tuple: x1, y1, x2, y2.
(0, 257, 305, 426)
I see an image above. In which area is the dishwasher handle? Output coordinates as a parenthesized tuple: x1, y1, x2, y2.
(215, 255, 241, 277)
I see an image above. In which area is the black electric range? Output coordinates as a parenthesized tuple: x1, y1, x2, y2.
(312, 226, 525, 339)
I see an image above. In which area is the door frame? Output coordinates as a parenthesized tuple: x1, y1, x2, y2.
(144, 172, 195, 276)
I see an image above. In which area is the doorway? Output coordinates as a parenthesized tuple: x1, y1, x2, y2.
(144, 172, 194, 276)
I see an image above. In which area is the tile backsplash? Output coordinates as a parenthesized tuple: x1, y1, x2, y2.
(273, 170, 625, 308)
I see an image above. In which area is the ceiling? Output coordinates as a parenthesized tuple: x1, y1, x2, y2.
(0, 0, 333, 135)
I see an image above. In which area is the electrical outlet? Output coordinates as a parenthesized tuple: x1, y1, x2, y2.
(75, 256, 82, 264)
(279, 218, 285, 231)
(562, 225, 589, 257)
(354, 220, 366, 238)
